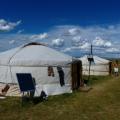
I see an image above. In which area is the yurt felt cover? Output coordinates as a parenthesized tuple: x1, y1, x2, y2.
(79, 55, 110, 76)
(0, 43, 73, 96)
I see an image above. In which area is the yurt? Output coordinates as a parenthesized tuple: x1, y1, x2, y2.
(0, 42, 82, 97)
(79, 55, 111, 76)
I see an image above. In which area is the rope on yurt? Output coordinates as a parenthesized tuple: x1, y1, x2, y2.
(4, 47, 24, 95)
(8, 47, 24, 84)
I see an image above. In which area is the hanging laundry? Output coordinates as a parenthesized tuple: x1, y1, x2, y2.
(48, 66, 55, 77)
(57, 66, 65, 86)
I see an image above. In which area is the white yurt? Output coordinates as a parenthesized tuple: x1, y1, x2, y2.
(79, 55, 111, 76)
(0, 42, 82, 97)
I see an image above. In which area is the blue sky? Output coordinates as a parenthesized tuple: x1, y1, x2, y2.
(1, 0, 120, 33)
(0, 0, 120, 58)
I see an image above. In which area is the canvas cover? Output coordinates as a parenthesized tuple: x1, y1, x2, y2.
(0, 43, 73, 96)
(79, 55, 110, 76)
(0, 45, 73, 66)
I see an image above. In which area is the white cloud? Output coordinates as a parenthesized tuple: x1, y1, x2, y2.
(72, 36, 81, 46)
(30, 33, 48, 41)
(17, 29, 24, 34)
(68, 28, 79, 35)
(9, 40, 16, 44)
(72, 36, 81, 41)
(62, 46, 80, 52)
(92, 37, 105, 46)
(62, 47, 72, 52)
(80, 42, 90, 49)
(0, 19, 21, 32)
(106, 47, 119, 52)
(92, 36, 112, 47)
(104, 41, 112, 47)
(0, 24, 120, 58)
(52, 38, 64, 47)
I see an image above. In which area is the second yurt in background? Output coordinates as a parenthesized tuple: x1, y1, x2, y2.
(79, 55, 111, 76)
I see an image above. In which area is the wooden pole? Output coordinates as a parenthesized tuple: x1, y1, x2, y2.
(88, 44, 93, 83)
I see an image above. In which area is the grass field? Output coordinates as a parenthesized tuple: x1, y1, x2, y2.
(0, 75, 120, 120)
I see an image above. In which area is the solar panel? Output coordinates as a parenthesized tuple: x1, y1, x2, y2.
(16, 73, 35, 92)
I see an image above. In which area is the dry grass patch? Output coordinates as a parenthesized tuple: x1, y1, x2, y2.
(0, 76, 120, 120)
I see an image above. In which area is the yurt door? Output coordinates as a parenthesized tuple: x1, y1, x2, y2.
(72, 61, 82, 90)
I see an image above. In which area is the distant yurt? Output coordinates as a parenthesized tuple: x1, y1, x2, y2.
(0, 42, 82, 96)
(79, 55, 111, 76)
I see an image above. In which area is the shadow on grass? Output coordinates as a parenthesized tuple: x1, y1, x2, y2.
(83, 75, 112, 86)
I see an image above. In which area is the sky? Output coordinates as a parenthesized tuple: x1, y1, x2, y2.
(0, 0, 120, 58)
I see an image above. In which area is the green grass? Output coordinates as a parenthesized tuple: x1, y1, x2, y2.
(0, 75, 120, 120)
(83, 75, 112, 85)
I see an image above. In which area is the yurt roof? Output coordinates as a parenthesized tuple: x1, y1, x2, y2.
(79, 55, 109, 65)
(0, 42, 73, 66)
